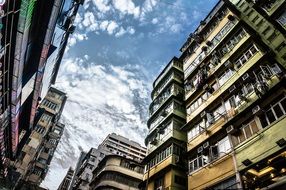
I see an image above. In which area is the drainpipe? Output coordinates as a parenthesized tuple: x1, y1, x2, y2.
(228, 134, 243, 189)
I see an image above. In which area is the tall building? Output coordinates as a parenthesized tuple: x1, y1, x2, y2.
(71, 133, 147, 190)
(12, 87, 67, 187)
(90, 154, 144, 190)
(141, 0, 286, 190)
(0, 0, 82, 178)
(58, 167, 75, 190)
(141, 57, 187, 190)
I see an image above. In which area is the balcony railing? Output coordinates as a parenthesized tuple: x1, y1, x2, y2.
(153, 60, 183, 88)
(184, 18, 238, 79)
(187, 48, 264, 123)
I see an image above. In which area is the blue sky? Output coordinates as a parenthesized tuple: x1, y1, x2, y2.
(41, 0, 219, 188)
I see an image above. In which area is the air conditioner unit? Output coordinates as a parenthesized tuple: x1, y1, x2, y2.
(242, 73, 250, 81)
(229, 85, 236, 93)
(197, 146, 203, 153)
(252, 105, 262, 115)
(200, 111, 206, 117)
(224, 60, 232, 68)
(226, 125, 238, 134)
(203, 142, 209, 149)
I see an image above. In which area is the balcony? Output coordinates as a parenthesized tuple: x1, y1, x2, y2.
(150, 85, 184, 118)
(187, 116, 226, 152)
(94, 180, 139, 190)
(184, 15, 238, 80)
(260, 0, 284, 16)
(149, 101, 185, 130)
(186, 50, 264, 124)
(97, 165, 142, 180)
(148, 128, 186, 154)
(235, 75, 281, 113)
(235, 116, 286, 171)
(153, 59, 183, 89)
(188, 154, 235, 190)
(152, 72, 183, 100)
(143, 154, 180, 180)
(184, 30, 250, 102)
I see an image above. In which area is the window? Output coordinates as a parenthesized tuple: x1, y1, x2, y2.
(260, 94, 286, 127)
(267, 31, 278, 42)
(219, 69, 234, 86)
(217, 136, 231, 156)
(252, 15, 259, 23)
(219, 29, 246, 57)
(147, 144, 182, 169)
(232, 120, 260, 146)
(234, 44, 258, 69)
(154, 177, 164, 189)
(189, 136, 231, 174)
(262, 26, 271, 35)
(277, 10, 286, 28)
(187, 120, 206, 142)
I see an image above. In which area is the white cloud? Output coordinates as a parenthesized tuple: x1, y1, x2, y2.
(127, 26, 135, 35)
(106, 21, 119, 34)
(92, 0, 111, 13)
(151, 18, 158, 24)
(115, 27, 126, 37)
(113, 0, 140, 19)
(99, 20, 109, 30)
(41, 57, 150, 189)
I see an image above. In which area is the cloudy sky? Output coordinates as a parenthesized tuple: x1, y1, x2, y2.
(41, 0, 218, 189)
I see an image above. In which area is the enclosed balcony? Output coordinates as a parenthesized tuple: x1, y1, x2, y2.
(147, 119, 186, 154)
(149, 84, 184, 118)
(186, 45, 264, 124)
(152, 70, 184, 101)
(188, 154, 235, 190)
(148, 100, 185, 130)
(143, 154, 182, 180)
(184, 13, 238, 80)
(153, 58, 183, 88)
(186, 63, 283, 151)
(185, 28, 250, 102)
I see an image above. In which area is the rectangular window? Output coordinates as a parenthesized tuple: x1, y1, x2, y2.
(277, 10, 286, 28)
(233, 120, 260, 146)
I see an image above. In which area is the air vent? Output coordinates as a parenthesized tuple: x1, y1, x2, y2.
(200, 111, 206, 117)
(252, 105, 262, 115)
(242, 73, 250, 81)
(226, 125, 238, 134)
(203, 142, 209, 149)
(229, 85, 236, 93)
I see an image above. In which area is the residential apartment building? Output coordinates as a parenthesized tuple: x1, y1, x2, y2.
(90, 155, 144, 190)
(58, 167, 75, 190)
(141, 57, 187, 190)
(0, 0, 82, 178)
(12, 87, 67, 187)
(142, 0, 286, 190)
(71, 133, 147, 190)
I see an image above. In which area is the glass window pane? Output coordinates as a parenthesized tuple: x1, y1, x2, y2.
(280, 98, 286, 113)
(244, 125, 252, 139)
(250, 120, 259, 133)
(266, 109, 276, 124)
(273, 104, 284, 118)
